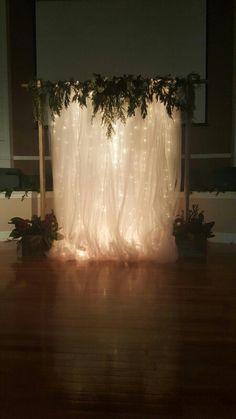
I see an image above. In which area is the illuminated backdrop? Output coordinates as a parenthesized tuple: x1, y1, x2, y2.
(49, 100, 181, 262)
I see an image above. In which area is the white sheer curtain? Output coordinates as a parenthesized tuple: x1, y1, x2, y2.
(49, 99, 181, 262)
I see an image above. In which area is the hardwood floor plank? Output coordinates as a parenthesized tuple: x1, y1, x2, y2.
(0, 242, 236, 418)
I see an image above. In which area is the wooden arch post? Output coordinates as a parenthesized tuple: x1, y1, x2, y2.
(37, 79, 46, 219)
(184, 93, 191, 221)
(22, 80, 46, 219)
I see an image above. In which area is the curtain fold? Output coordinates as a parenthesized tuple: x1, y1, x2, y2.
(49, 100, 181, 262)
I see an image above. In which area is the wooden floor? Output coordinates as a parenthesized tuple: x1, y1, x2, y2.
(0, 242, 236, 418)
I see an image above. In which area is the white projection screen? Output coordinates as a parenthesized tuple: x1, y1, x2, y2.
(36, 0, 206, 123)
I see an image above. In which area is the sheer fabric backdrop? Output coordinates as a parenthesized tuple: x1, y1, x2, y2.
(49, 100, 181, 262)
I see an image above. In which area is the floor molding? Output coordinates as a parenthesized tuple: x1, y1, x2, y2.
(0, 231, 11, 241)
(209, 232, 236, 244)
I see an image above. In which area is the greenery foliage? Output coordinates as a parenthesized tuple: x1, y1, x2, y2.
(27, 73, 202, 137)
(9, 211, 62, 251)
(173, 204, 215, 241)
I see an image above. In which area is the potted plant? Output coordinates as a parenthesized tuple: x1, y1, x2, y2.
(8, 211, 62, 257)
(173, 204, 215, 260)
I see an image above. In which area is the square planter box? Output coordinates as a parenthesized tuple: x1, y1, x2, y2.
(21, 235, 46, 257)
(175, 236, 208, 261)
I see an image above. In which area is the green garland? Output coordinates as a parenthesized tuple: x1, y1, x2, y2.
(27, 73, 202, 138)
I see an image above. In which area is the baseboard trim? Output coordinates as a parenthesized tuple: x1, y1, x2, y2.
(0, 231, 11, 241)
(0, 191, 235, 200)
(0, 191, 32, 199)
(0, 191, 54, 199)
(209, 232, 236, 244)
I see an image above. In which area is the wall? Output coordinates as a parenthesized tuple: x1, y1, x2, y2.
(0, 0, 12, 167)
(189, 0, 234, 180)
(8, 0, 38, 174)
(6, 0, 235, 180)
(178, 193, 236, 243)
(0, 192, 54, 240)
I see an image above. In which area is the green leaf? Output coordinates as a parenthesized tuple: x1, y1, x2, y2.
(27, 73, 203, 138)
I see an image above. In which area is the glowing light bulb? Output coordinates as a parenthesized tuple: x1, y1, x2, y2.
(77, 248, 87, 258)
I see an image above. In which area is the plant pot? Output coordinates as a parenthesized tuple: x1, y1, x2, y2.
(175, 235, 208, 261)
(21, 235, 46, 257)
